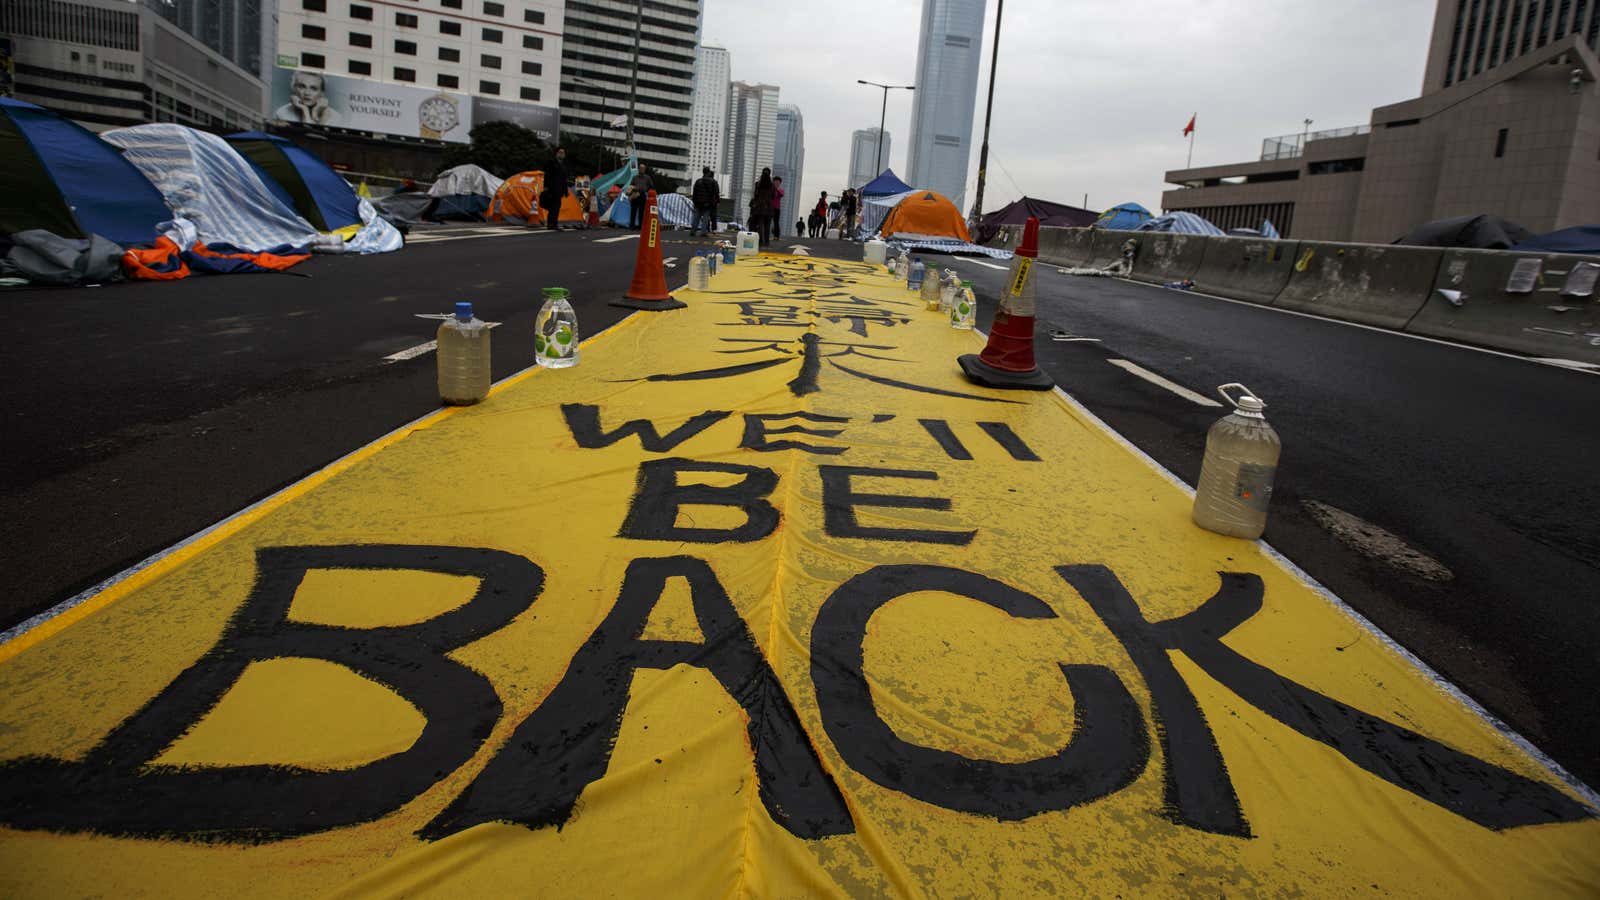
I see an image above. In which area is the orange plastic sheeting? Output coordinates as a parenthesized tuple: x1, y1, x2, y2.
(488, 171, 586, 224)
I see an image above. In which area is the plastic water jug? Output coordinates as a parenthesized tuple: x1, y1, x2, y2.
(908, 257, 926, 292)
(437, 301, 491, 404)
(688, 254, 709, 290)
(721, 243, 736, 265)
(1193, 384, 1281, 539)
(921, 268, 942, 310)
(535, 287, 579, 369)
(863, 239, 887, 265)
(950, 281, 976, 330)
(940, 269, 959, 312)
(736, 231, 759, 256)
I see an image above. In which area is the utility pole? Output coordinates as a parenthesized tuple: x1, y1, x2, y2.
(971, 0, 1003, 219)
(857, 80, 914, 182)
(627, 1, 641, 155)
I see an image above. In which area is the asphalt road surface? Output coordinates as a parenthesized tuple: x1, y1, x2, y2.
(3, 227, 1596, 790)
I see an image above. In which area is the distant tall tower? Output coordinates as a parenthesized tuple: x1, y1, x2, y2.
(848, 127, 890, 188)
(906, 0, 985, 205)
(773, 105, 804, 235)
(723, 82, 779, 225)
(689, 46, 731, 183)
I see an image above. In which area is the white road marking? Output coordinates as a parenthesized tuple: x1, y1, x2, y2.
(1106, 358, 1223, 406)
(382, 321, 501, 362)
(1532, 357, 1600, 371)
(663, 257, 677, 268)
(406, 228, 551, 244)
(595, 234, 639, 244)
(967, 260, 1010, 270)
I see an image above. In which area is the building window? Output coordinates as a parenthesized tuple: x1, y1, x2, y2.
(480, 80, 501, 95)
(524, 9, 545, 24)
(521, 60, 542, 76)
(481, 54, 502, 68)
(349, 2, 372, 18)
(301, 23, 326, 39)
(439, 46, 461, 62)
(349, 31, 372, 47)
(441, 0, 462, 6)
(395, 66, 417, 82)
(521, 86, 541, 101)
(482, 27, 503, 42)
(483, 1, 504, 15)
(523, 34, 544, 50)
(301, 52, 326, 67)
(396, 12, 419, 27)
(1495, 127, 1508, 158)
(303, 0, 326, 10)
(438, 74, 460, 88)
(440, 20, 461, 34)
(396, 39, 418, 55)
(349, 59, 372, 75)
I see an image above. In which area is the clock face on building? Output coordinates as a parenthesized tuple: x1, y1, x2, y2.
(419, 97, 459, 134)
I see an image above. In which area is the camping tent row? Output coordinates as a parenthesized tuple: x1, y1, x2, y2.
(860, 179, 1013, 260)
(0, 97, 399, 256)
(381, 160, 636, 228)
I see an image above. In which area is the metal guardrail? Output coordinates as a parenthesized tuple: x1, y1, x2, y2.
(1259, 125, 1370, 161)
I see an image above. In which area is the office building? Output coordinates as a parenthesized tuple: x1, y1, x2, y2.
(772, 104, 803, 235)
(848, 126, 890, 188)
(1163, 29, 1599, 242)
(1422, 0, 1598, 92)
(560, 0, 700, 180)
(906, 0, 984, 206)
(723, 81, 778, 224)
(688, 45, 729, 182)
(144, 0, 271, 78)
(2, 0, 268, 132)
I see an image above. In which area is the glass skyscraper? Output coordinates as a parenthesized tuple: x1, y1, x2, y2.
(906, 0, 985, 207)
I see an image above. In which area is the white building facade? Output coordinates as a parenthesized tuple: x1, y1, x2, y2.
(848, 126, 890, 188)
(723, 80, 777, 225)
(906, 0, 984, 205)
(274, 0, 564, 136)
(772, 104, 803, 235)
(687, 45, 729, 183)
(560, 0, 700, 180)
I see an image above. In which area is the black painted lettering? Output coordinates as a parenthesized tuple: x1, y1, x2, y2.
(1058, 564, 1596, 834)
(917, 419, 972, 460)
(976, 422, 1041, 461)
(0, 545, 542, 841)
(619, 458, 780, 543)
(818, 466, 976, 545)
(810, 565, 1149, 820)
(424, 556, 853, 840)
(560, 403, 730, 451)
(740, 411, 849, 455)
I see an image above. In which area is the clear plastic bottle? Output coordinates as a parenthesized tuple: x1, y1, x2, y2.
(887, 254, 898, 275)
(921, 266, 942, 310)
(940, 269, 958, 313)
(688, 254, 709, 290)
(535, 287, 579, 369)
(1193, 384, 1281, 539)
(950, 280, 976, 329)
(908, 257, 925, 292)
(437, 301, 491, 404)
(707, 249, 720, 277)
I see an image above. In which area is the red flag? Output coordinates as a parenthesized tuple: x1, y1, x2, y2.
(1183, 114, 1196, 137)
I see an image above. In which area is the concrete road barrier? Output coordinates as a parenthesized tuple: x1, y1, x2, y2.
(1191, 237, 1301, 304)
(1035, 227, 1097, 266)
(1406, 249, 1600, 361)
(1126, 233, 1210, 286)
(1274, 242, 1444, 328)
(1087, 229, 1135, 269)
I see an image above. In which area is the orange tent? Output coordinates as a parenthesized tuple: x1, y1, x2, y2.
(878, 190, 972, 242)
(488, 171, 586, 225)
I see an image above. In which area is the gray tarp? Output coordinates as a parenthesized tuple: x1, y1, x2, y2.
(0, 230, 123, 285)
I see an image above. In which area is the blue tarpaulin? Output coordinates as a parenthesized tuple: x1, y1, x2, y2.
(0, 97, 171, 246)
(1093, 202, 1154, 231)
(1514, 225, 1600, 255)
(226, 132, 362, 231)
(860, 168, 914, 197)
(1136, 211, 1226, 236)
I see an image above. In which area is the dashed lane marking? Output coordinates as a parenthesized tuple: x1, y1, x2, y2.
(1106, 358, 1223, 407)
(966, 260, 1010, 270)
(594, 234, 640, 244)
(382, 321, 502, 363)
(405, 229, 554, 244)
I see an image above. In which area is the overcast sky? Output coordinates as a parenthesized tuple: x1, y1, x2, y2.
(701, 0, 1435, 214)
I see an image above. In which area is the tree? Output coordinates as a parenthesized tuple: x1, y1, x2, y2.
(559, 135, 623, 179)
(439, 121, 549, 177)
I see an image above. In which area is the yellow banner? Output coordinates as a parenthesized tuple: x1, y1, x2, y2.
(1, 255, 1595, 897)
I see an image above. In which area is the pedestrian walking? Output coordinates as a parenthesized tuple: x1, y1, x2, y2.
(749, 168, 775, 248)
(840, 189, 858, 241)
(541, 146, 568, 230)
(811, 192, 828, 238)
(771, 176, 784, 241)
(628, 165, 653, 230)
(690, 166, 720, 237)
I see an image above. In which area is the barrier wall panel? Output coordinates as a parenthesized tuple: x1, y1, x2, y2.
(1407, 249, 1600, 362)
(1191, 237, 1301, 304)
(1274, 243, 1444, 328)
(1127, 233, 1211, 285)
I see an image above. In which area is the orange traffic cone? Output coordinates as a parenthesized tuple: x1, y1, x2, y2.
(611, 189, 686, 311)
(958, 216, 1052, 390)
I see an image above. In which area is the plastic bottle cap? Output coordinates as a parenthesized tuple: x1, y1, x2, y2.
(454, 301, 473, 321)
(542, 287, 569, 299)
(961, 280, 974, 288)
(1217, 382, 1266, 412)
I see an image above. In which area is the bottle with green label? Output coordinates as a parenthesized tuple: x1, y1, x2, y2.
(950, 280, 976, 329)
(535, 287, 579, 369)
(1193, 383, 1281, 538)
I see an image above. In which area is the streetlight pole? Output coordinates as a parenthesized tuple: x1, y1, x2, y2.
(627, 1, 641, 156)
(856, 79, 913, 184)
(971, 0, 1004, 220)
(1300, 118, 1313, 154)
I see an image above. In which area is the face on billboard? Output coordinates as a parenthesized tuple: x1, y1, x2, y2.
(270, 68, 472, 142)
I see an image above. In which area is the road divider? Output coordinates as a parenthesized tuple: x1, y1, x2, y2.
(1126, 232, 1208, 286)
(1274, 242, 1444, 328)
(1191, 236, 1301, 304)
(1407, 249, 1600, 361)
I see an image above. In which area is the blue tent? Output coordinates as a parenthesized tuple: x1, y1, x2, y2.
(1514, 225, 1600, 255)
(225, 131, 362, 231)
(1094, 202, 1154, 230)
(0, 96, 170, 245)
(1135, 211, 1225, 236)
(860, 168, 914, 197)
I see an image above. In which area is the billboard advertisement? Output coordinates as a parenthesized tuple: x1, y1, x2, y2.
(471, 96, 560, 144)
(270, 68, 473, 143)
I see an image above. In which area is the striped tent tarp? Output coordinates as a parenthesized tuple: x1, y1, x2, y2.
(600, 191, 694, 229)
(885, 237, 1014, 260)
(103, 124, 319, 252)
(1133, 211, 1226, 236)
